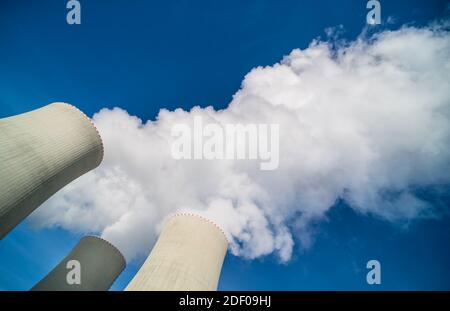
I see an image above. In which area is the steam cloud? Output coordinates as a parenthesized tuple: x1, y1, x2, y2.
(31, 24, 450, 262)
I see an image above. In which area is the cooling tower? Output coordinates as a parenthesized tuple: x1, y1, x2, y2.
(125, 213, 228, 291)
(0, 103, 103, 239)
(32, 236, 125, 291)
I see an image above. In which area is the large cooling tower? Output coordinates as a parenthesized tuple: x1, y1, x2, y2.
(32, 236, 125, 291)
(0, 103, 103, 239)
(125, 213, 228, 291)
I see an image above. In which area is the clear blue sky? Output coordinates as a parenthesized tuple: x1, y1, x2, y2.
(0, 0, 449, 290)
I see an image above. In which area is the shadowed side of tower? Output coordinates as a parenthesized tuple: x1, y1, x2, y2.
(125, 213, 228, 291)
(0, 103, 103, 239)
(31, 236, 125, 291)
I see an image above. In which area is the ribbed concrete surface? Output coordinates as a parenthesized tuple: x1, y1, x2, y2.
(125, 214, 228, 291)
(0, 103, 103, 239)
(32, 236, 125, 291)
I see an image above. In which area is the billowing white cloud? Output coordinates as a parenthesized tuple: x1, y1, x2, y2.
(31, 24, 450, 262)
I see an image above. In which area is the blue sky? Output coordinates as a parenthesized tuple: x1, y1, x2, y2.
(0, 0, 449, 290)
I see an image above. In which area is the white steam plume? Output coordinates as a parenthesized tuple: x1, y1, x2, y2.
(31, 24, 450, 262)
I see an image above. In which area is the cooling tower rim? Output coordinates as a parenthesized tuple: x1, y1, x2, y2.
(168, 212, 230, 244)
(54, 102, 104, 163)
(83, 235, 127, 266)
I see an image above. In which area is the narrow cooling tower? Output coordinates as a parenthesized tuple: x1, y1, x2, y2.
(0, 103, 103, 239)
(32, 236, 125, 291)
(125, 213, 228, 291)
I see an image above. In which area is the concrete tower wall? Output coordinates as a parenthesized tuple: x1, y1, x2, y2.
(125, 213, 228, 291)
(0, 103, 103, 239)
(32, 236, 125, 291)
